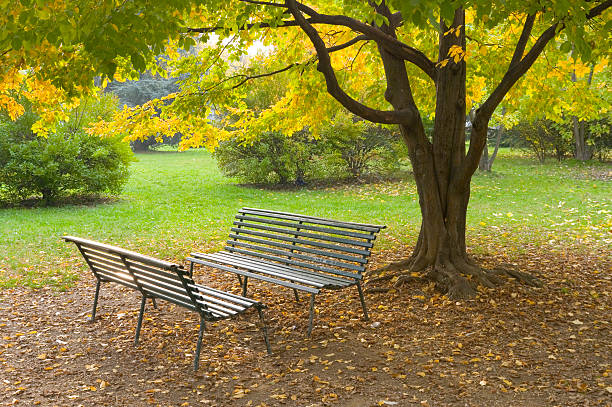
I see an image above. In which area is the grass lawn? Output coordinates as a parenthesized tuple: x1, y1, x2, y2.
(0, 149, 610, 288)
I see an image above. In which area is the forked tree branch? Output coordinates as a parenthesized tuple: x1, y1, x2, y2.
(285, 0, 417, 125)
(188, 0, 436, 81)
(229, 63, 300, 89)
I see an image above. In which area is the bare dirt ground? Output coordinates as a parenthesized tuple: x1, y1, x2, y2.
(1, 247, 610, 407)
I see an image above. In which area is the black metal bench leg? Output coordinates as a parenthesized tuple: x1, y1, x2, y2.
(151, 298, 158, 309)
(134, 296, 147, 345)
(293, 288, 300, 302)
(194, 315, 206, 371)
(257, 307, 272, 355)
(356, 281, 369, 321)
(307, 294, 316, 337)
(90, 279, 101, 322)
(242, 276, 249, 297)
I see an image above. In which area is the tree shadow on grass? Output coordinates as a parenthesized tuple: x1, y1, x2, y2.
(0, 194, 121, 209)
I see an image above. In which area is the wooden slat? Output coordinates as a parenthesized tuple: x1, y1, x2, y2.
(190, 284, 258, 307)
(81, 247, 124, 264)
(239, 207, 385, 232)
(87, 254, 128, 273)
(127, 264, 186, 291)
(63, 236, 178, 270)
(195, 294, 245, 313)
(131, 272, 190, 300)
(87, 258, 133, 280)
(124, 259, 187, 283)
(150, 292, 197, 311)
(187, 256, 319, 294)
(228, 234, 367, 264)
(222, 246, 363, 279)
(212, 252, 354, 287)
(233, 221, 373, 248)
(90, 266, 139, 289)
(225, 240, 366, 272)
(234, 216, 376, 243)
(230, 227, 371, 256)
(202, 252, 326, 287)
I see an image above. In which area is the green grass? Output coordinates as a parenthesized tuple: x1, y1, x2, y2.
(1, 148, 610, 289)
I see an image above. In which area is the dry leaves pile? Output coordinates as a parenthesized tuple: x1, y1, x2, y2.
(0, 246, 610, 407)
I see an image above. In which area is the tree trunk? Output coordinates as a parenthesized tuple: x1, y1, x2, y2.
(571, 66, 594, 161)
(573, 117, 592, 161)
(378, 10, 502, 299)
(479, 141, 490, 171)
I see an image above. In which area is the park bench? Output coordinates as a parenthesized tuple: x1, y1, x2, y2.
(187, 208, 385, 335)
(63, 236, 271, 371)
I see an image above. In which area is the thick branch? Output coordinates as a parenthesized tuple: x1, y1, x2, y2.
(285, 0, 417, 125)
(301, 10, 436, 80)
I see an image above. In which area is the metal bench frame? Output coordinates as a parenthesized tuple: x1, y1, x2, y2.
(63, 236, 271, 371)
(188, 208, 385, 335)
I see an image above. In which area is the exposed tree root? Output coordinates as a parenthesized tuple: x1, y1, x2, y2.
(365, 273, 423, 294)
(370, 258, 414, 275)
(489, 266, 543, 287)
(366, 258, 543, 299)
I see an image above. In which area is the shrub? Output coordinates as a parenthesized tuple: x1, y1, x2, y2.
(506, 119, 572, 162)
(214, 122, 406, 186)
(214, 131, 323, 185)
(0, 95, 134, 205)
(320, 116, 405, 178)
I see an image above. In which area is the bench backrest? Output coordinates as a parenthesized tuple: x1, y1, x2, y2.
(226, 208, 385, 280)
(63, 236, 208, 315)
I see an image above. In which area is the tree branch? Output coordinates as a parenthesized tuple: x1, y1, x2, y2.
(188, 1, 436, 81)
(285, 0, 417, 125)
(187, 19, 310, 34)
(509, 14, 536, 68)
(300, 8, 436, 80)
(464, 0, 612, 183)
(229, 63, 300, 89)
(326, 35, 369, 53)
(200, 62, 302, 94)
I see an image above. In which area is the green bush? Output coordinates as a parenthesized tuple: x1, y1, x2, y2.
(0, 96, 134, 205)
(213, 119, 406, 186)
(319, 116, 405, 178)
(506, 119, 572, 162)
(214, 131, 323, 185)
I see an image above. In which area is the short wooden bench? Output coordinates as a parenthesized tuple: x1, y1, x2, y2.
(63, 236, 271, 371)
(187, 208, 385, 335)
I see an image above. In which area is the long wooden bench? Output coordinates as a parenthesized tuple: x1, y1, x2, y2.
(63, 236, 271, 371)
(187, 208, 385, 335)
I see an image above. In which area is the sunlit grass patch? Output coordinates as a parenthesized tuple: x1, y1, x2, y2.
(1, 149, 609, 288)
